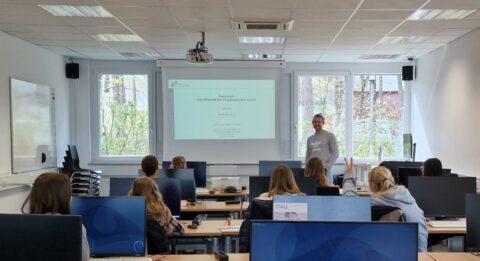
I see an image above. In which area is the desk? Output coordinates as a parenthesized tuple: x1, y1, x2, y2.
(155, 253, 478, 261)
(181, 200, 249, 213)
(176, 219, 243, 253)
(423, 252, 480, 261)
(196, 190, 249, 198)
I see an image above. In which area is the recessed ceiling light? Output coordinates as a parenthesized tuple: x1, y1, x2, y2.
(39, 5, 113, 17)
(244, 54, 282, 60)
(239, 36, 285, 44)
(91, 34, 144, 42)
(379, 36, 426, 44)
(408, 9, 476, 20)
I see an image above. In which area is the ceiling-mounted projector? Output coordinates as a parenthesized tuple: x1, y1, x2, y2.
(186, 32, 213, 64)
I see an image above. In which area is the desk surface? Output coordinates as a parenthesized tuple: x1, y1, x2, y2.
(153, 253, 479, 261)
(180, 219, 243, 237)
(181, 200, 249, 212)
(196, 190, 249, 198)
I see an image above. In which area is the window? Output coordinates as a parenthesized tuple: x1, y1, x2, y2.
(296, 74, 347, 158)
(97, 74, 150, 158)
(295, 73, 407, 161)
(352, 74, 404, 158)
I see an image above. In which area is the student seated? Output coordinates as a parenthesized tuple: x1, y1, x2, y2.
(129, 177, 184, 254)
(258, 165, 305, 199)
(170, 155, 186, 169)
(142, 155, 160, 178)
(368, 166, 428, 252)
(21, 173, 90, 261)
(422, 157, 442, 176)
(305, 157, 340, 195)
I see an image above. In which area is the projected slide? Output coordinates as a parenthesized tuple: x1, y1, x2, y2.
(170, 80, 275, 140)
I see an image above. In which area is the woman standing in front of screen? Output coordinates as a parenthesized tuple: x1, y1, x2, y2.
(21, 173, 90, 261)
(369, 166, 428, 252)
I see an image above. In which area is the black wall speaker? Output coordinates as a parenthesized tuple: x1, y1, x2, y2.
(402, 65, 415, 81)
(66, 63, 79, 79)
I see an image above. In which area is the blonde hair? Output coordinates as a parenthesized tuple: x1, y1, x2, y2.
(129, 177, 173, 233)
(171, 156, 186, 169)
(305, 157, 328, 187)
(268, 165, 302, 197)
(368, 166, 396, 195)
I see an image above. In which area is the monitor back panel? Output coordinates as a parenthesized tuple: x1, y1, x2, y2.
(408, 176, 476, 218)
(162, 161, 207, 187)
(249, 176, 317, 202)
(71, 197, 146, 257)
(251, 221, 418, 261)
(467, 193, 480, 251)
(398, 167, 422, 188)
(158, 169, 196, 201)
(273, 195, 371, 221)
(0, 214, 82, 261)
(258, 161, 302, 176)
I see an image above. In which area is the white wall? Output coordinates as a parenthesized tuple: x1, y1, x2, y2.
(0, 31, 70, 212)
(412, 28, 480, 178)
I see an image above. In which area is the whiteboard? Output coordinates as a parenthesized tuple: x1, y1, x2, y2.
(10, 78, 56, 173)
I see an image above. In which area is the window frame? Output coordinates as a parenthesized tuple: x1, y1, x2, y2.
(90, 65, 156, 164)
(293, 71, 411, 164)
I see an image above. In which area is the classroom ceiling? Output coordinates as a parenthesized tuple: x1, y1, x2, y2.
(0, 0, 479, 62)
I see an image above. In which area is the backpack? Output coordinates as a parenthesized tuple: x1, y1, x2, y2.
(146, 215, 171, 254)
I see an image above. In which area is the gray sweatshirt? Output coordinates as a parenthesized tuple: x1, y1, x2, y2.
(305, 130, 339, 169)
(371, 186, 428, 252)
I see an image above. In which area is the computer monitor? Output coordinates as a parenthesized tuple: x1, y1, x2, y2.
(71, 197, 146, 257)
(248, 176, 317, 202)
(398, 167, 422, 188)
(110, 177, 181, 216)
(273, 195, 371, 221)
(109, 177, 181, 216)
(408, 176, 476, 218)
(258, 160, 302, 176)
(291, 168, 305, 178)
(250, 221, 418, 261)
(0, 214, 82, 261)
(158, 169, 197, 202)
(466, 193, 480, 251)
(162, 161, 207, 187)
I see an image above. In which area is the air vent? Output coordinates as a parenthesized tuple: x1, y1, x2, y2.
(359, 54, 400, 60)
(231, 19, 294, 31)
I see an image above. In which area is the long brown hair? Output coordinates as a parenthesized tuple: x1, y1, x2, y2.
(268, 165, 302, 197)
(129, 177, 173, 232)
(21, 173, 72, 215)
(368, 166, 396, 196)
(305, 157, 328, 187)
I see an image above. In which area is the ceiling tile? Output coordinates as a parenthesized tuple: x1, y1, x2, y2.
(295, 0, 361, 9)
(352, 10, 413, 21)
(73, 25, 131, 34)
(162, 0, 227, 8)
(231, 8, 292, 19)
(360, 0, 425, 10)
(0, 4, 48, 16)
(293, 9, 353, 21)
(0, 24, 79, 33)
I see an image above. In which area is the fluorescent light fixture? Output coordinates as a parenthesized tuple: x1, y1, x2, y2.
(408, 9, 476, 20)
(379, 36, 426, 44)
(359, 54, 400, 60)
(244, 54, 282, 60)
(239, 36, 285, 44)
(91, 34, 144, 42)
(39, 5, 113, 17)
